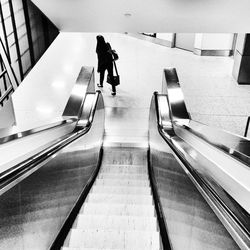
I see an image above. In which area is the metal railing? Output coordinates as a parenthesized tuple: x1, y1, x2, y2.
(157, 68, 250, 250)
(0, 38, 18, 106)
(244, 116, 250, 138)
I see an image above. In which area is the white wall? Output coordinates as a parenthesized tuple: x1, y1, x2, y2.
(235, 34, 245, 54)
(12, 33, 93, 132)
(175, 33, 195, 52)
(156, 33, 174, 43)
(194, 34, 234, 50)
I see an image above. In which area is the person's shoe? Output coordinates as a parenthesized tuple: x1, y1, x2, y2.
(97, 83, 103, 87)
(111, 91, 116, 96)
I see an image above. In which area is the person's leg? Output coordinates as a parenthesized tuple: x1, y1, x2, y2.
(98, 70, 105, 87)
(111, 83, 116, 95)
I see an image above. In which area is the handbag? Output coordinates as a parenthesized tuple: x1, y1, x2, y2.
(107, 75, 120, 86)
(111, 50, 119, 61)
(107, 61, 120, 86)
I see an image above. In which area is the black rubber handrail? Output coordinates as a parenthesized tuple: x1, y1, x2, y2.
(50, 91, 104, 249)
(147, 91, 172, 250)
(50, 148, 103, 250)
(244, 116, 250, 137)
(147, 149, 172, 250)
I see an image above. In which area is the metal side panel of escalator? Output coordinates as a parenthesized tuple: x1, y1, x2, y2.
(0, 88, 105, 250)
(148, 68, 250, 250)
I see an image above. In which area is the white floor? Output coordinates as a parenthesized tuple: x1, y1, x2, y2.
(11, 32, 250, 137)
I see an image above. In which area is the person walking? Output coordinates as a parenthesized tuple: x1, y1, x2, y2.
(96, 35, 116, 96)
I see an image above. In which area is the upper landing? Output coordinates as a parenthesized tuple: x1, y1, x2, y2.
(8, 32, 250, 136)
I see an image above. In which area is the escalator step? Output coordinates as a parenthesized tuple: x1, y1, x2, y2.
(62, 247, 153, 250)
(87, 193, 153, 205)
(75, 214, 157, 231)
(67, 229, 160, 249)
(99, 164, 147, 174)
(80, 203, 155, 217)
(95, 178, 149, 187)
(91, 185, 151, 195)
(97, 173, 148, 180)
(102, 150, 147, 165)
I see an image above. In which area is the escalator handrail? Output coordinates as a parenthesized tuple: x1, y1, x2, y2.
(147, 92, 173, 250)
(174, 120, 250, 167)
(0, 66, 94, 145)
(62, 66, 95, 118)
(0, 91, 103, 196)
(50, 90, 104, 250)
(162, 67, 250, 168)
(147, 150, 172, 249)
(153, 91, 250, 250)
(0, 118, 77, 145)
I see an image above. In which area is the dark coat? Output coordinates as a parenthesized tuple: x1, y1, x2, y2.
(96, 42, 113, 72)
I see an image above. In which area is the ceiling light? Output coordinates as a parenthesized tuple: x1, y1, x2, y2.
(124, 13, 132, 17)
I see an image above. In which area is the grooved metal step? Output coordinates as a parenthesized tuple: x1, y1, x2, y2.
(67, 229, 160, 249)
(80, 203, 155, 217)
(95, 178, 150, 187)
(100, 164, 147, 174)
(63, 146, 161, 250)
(75, 214, 157, 231)
(97, 173, 148, 180)
(91, 185, 151, 195)
(86, 193, 153, 204)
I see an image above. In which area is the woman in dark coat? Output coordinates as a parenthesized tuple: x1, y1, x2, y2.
(96, 35, 116, 95)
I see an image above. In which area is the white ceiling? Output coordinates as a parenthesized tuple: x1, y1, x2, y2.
(31, 0, 250, 32)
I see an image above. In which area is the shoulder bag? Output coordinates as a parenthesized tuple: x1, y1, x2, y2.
(107, 61, 120, 86)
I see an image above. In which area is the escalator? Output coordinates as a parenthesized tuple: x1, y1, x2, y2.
(0, 89, 104, 249)
(148, 68, 249, 250)
(0, 67, 105, 250)
(0, 67, 249, 250)
(56, 69, 249, 249)
(61, 146, 161, 249)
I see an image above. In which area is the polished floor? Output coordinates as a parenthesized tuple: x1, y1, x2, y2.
(11, 32, 250, 138)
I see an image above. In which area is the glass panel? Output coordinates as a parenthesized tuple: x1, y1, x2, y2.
(21, 49, 31, 74)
